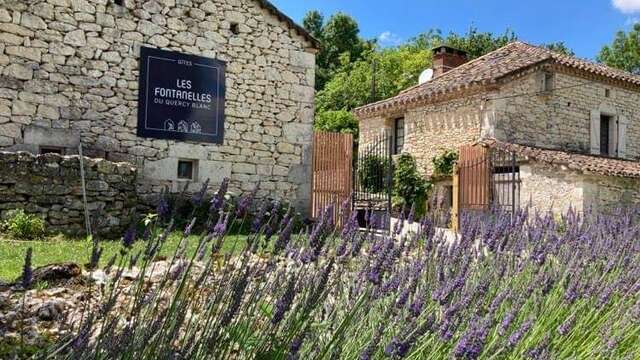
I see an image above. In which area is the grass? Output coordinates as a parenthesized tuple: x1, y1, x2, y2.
(0, 232, 248, 283)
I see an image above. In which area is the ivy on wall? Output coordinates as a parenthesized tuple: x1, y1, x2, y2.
(432, 150, 459, 176)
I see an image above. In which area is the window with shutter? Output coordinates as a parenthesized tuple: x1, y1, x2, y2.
(600, 115, 610, 156)
(393, 118, 405, 154)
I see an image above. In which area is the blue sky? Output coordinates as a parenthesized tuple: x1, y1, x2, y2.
(271, 0, 640, 60)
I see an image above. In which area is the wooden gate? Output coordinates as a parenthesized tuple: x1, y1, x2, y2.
(455, 143, 521, 212)
(311, 132, 353, 224)
(457, 144, 492, 210)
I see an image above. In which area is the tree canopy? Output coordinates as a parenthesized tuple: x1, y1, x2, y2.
(302, 10, 577, 135)
(598, 23, 640, 75)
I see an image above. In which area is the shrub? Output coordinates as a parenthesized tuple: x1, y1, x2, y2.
(357, 154, 390, 193)
(393, 153, 430, 216)
(314, 109, 359, 136)
(4, 209, 45, 240)
(38, 186, 640, 359)
(432, 149, 459, 176)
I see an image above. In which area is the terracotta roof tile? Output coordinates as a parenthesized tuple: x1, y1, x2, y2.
(355, 42, 640, 116)
(480, 139, 640, 179)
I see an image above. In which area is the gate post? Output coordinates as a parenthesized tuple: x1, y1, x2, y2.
(451, 164, 460, 233)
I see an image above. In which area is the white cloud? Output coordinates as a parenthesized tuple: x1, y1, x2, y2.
(378, 31, 403, 47)
(613, 0, 640, 13)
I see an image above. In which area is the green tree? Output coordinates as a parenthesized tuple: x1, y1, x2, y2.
(302, 10, 323, 39)
(314, 110, 359, 135)
(316, 46, 430, 113)
(598, 23, 640, 75)
(302, 10, 370, 90)
(543, 41, 575, 56)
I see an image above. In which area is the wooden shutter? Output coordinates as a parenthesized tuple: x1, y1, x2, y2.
(609, 116, 618, 157)
(590, 110, 601, 155)
(618, 115, 629, 159)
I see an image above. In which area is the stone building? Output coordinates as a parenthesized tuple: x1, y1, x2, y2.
(0, 0, 318, 213)
(355, 42, 640, 213)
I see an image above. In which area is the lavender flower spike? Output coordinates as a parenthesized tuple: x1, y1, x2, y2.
(21, 247, 33, 289)
(272, 276, 296, 325)
(210, 177, 230, 212)
(122, 226, 136, 249)
(507, 318, 534, 348)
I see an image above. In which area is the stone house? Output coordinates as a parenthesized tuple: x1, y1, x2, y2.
(0, 0, 318, 214)
(355, 42, 640, 214)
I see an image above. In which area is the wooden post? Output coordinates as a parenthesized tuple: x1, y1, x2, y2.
(451, 165, 459, 233)
(78, 142, 92, 238)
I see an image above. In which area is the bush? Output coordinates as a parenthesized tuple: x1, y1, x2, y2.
(4, 209, 45, 240)
(39, 187, 640, 359)
(357, 154, 391, 193)
(393, 153, 430, 216)
(314, 110, 359, 136)
(432, 149, 459, 176)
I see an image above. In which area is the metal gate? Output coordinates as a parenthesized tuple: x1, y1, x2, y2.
(457, 144, 520, 212)
(353, 134, 393, 228)
(311, 132, 353, 225)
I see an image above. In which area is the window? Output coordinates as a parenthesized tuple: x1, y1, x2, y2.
(177, 160, 197, 180)
(605, 89, 611, 98)
(542, 72, 554, 92)
(600, 115, 612, 156)
(39, 146, 63, 155)
(393, 118, 405, 154)
(230, 23, 240, 35)
(114, 0, 124, 5)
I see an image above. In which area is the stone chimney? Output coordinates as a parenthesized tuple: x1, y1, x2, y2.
(432, 45, 468, 78)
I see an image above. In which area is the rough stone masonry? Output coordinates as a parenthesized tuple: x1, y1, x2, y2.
(0, 0, 317, 213)
(0, 151, 137, 236)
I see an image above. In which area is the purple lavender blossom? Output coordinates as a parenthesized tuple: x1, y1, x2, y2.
(211, 212, 230, 238)
(407, 203, 415, 225)
(507, 318, 534, 348)
(236, 184, 258, 217)
(453, 319, 490, 360)
(272, 276, 296, 325)
(21, 247, 33, 289)
(409, 296, 425, 318)
(384, 337, 410, 358)
(183, 217, 196, 237)
(557, 314, 575, 336)
(122, 226, 136, 249)
(499, 310, 517, 336)
(274, 217, 294, 255)
(210, 177, 229, 213)
(221, 267, 250, 326)
(287, 333, 305, 360)
(191, 178, 209, 206)
(156, 195, 170, 220)
(251, 201, 269, 233)
(89, 245, 103, 270)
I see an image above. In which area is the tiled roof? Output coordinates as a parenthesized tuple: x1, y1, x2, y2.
(480, 139, 640, 179)
(255, 0, 320, 49)
(355, 41, 640, 116)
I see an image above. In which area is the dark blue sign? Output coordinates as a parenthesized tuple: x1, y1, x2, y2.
(137, 46, 226, 144)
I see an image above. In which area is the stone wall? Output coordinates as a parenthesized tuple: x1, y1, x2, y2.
(519, 163, 585, 214)
(0, 0, 316, 212)
(0, 151, 137, 236)
(520, 162, 640, 214)
(583, 173, 640, 211)
(486, 69, 640, 160)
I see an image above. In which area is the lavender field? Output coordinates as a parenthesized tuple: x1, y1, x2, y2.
(13, 181, 640, 359)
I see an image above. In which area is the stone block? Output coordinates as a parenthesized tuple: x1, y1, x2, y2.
(3, 64, 33, 80)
